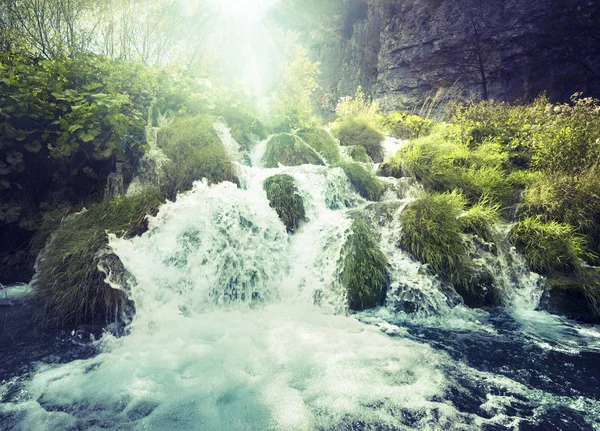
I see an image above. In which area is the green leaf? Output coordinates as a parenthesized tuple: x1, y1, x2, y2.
(24, 141, 42, 153)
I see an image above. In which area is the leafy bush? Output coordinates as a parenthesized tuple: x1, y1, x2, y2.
(32, 189, 165, 327)
(382, 112, 433, 140)
(339, 163, 385, 201)
(295, 127, 341, 164)
(510, 217, 589, 274)
(530, 96, 600, 174)
(339, 217, 389, 311)
(263, 174, 306, 233)
(401, 191, 467, 279)
(0, 51, 205, 283)
(262, 133, 324, 168)
(157, 115, 238, 198)
(332, 117, 385, 162)
(335, 87, 379, 123)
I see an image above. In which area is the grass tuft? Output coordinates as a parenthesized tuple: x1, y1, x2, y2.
(510, 217, 589, 274)
(332, 118, 385, 163)
(262, 133, 325, 168)
(401, 191, 467, 279)
(340, 217, 389, 311)
(158, 115, 239, 198)
(32, 189, 165, 327)
(295, 128, 341, 164)
(338, 162, 385, 201)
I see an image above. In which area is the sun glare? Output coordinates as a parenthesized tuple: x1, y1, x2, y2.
(206, 0, 277, 22)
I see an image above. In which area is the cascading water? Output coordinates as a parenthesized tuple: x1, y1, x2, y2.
(2, 127, 600, 430)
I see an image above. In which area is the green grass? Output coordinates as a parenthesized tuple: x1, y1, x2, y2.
(459, 199, 500, 243)
(395, 127, 513, 206)
(340, 217, 389, 311)
(263, 174, 306, 233)
(262, 133, 325, 168)
(521, 166, 600, 266)
(401, 191, 467, 279)
(295, 127, 341, 164)
(157, 115, 239, 198)
(510, 217, 589, 274)
(338, 162, 385, 201)
(332, 118, 385, 163)
(32, 189, 165, 327)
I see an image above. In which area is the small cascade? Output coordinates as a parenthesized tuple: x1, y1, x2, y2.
(104, 162, 125, 200)
(126, 116, 171, 196)
(472, 223, 544, 311)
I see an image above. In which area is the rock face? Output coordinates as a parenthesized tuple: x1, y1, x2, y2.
(277, 0, 600, 113)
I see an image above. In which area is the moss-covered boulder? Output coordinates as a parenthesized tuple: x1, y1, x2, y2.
(263, 175, 306, 233)
(296, 128, 341, 164)
(545, 271, 600, 323)
(158, 115, 239, 198)
(32, 189, 165, 327)
(346, 145, 371, 163)
(340, 217, 389, 311)
(332, 118, 385, 163)
(262, 133, 325, 168)
(339, 163, 385, 201)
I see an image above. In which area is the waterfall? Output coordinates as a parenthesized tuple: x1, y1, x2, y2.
(6, 127, 593, 431)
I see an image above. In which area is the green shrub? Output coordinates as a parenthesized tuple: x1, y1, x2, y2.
(295, 127, 341, 164)
(383, 112, 434, 139)
(263, 174, 306, 233)
(339, 163, 385, 201)
(262, 133, 324, 168)
(32, 189, 165, 327)
(157, 115, 238, 198)
(459, 199, 500, 242)
(346, 145, 371, 163)
(530, 96, 600, 174)
(339, 217, 389, 311)
(510, 217, 589, 274)
(332, 118, 385, 163)
(401, 191, 467, 279)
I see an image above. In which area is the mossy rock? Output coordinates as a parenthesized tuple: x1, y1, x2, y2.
(340, 217, 389, 311)
(263, 174, 306, 233)
(157, 115, 239, 198)
(32, 189, 165, 328)
(346, 145, 371, 163)
(339, 162, 385, 201)
(296, 128, 341, 164)
(545, 271, 600, 323)
(262, 133, 325, 168)
(453, 265, 501, 308)
(332, 118, 385, 163)
(401, 192, 469, 282)
(377, 159, 403, 177)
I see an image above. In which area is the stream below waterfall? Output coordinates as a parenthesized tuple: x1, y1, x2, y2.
(1, 129, 600, 431)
